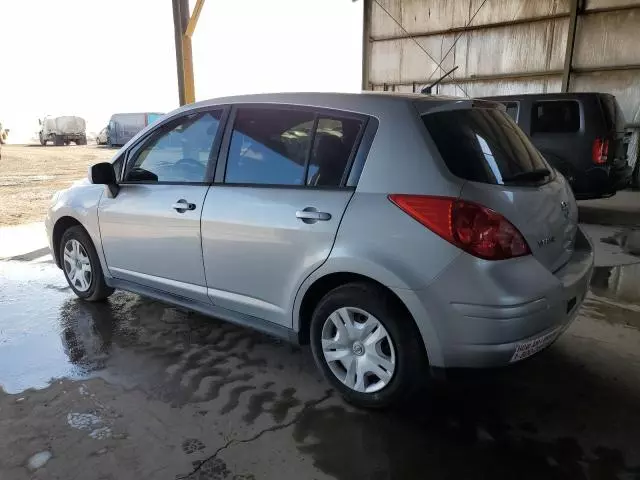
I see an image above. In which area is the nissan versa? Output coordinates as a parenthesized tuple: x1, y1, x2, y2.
(46, 92, 594, 408)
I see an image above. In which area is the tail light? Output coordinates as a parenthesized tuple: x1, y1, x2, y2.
(592, 137, 609, 165)
(388, 195, 531, 261)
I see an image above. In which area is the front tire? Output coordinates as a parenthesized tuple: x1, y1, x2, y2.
(310, 282, 427, 408)
(60, 226, 114, 302)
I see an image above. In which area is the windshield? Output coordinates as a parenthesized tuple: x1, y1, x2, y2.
(423, 108, 552, 186)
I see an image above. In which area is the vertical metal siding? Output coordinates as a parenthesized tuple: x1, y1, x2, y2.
(366, 0, 640, 123)
(573, 10, 640, 68)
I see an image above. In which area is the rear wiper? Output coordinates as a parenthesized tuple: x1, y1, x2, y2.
(502, 168, 551, 183)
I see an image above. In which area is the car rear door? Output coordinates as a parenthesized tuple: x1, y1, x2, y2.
(201, 105, 367, 328)
(98, 107, 227, 303)
(527, 99, 588, 180)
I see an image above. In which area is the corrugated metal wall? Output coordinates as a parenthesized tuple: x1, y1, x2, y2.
(364, 0, 640, 123)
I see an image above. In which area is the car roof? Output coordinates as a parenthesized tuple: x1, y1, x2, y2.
(481, 92, 608, 101)
(110, 112, 163, 117)
(172, 91, 477, 118)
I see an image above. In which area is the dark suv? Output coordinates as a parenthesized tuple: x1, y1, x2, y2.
(483, 93, 631, 199)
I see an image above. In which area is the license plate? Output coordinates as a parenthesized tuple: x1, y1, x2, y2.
(510, 330, 559, 362)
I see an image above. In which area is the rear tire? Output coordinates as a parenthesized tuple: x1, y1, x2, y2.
(77, 135, 87, 146)
(60, 226, 114, 302)
(310, 282, 427, 409)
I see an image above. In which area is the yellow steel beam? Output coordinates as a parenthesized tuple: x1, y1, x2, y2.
(182, 35, 196, 104)
(185, 0, 206, 38)
(172, 0, 205, 105)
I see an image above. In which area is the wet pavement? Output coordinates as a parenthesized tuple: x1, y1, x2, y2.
(1, 254, 640, 479)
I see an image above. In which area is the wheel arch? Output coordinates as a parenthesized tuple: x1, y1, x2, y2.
(51, 216, 85, 267)
(295, 271, 428, 360)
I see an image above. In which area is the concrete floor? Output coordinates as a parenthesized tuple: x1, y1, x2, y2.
(1, 230, 640, 479)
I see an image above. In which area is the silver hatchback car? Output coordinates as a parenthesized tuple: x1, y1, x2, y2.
(46, 92, 594, 408)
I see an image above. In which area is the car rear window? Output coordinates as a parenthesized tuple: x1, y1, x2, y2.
(422, 108, 551, 186)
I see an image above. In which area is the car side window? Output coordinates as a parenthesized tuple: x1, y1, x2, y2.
(224, 107, 364, 187)
(531, 101, 580, 134)
(125, 110, 222, 183)
(225, 108, 315, 186)
(307, 117, 363, 186)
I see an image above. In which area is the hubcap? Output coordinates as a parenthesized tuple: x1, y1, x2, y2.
(63, 239, 92, 292)
(321, 307, 396, 393)
(352, 342, 364, 356)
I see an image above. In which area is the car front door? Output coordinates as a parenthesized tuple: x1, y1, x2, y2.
(98, 108, 226, 303)
(201, 105, 367, 327)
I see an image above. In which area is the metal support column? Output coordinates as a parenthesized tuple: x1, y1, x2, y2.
(172, 0, 206, 106)
(172, 0, 186, 106)
(361, 0, 372, 91)
(562, 0, 580, 92)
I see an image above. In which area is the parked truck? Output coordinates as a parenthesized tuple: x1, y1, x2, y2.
(107, 112, 163, 147)
(39, 116, 87, 146)
(0, 122, 8, 160)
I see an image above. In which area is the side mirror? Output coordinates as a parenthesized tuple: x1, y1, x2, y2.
(89, 162, 119, 197)
(38, 119, 42, 125)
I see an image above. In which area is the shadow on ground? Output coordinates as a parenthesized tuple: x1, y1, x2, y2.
(292, 349, 640, 480)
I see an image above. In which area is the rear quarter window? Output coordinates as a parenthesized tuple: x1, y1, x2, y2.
(423, 108, 551, 186)
(531, 101, 580, 134)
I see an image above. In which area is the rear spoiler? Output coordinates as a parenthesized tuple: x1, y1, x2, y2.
(415, 98, 506, 115)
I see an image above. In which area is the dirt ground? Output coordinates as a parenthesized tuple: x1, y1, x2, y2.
(0, 144, 114, 226)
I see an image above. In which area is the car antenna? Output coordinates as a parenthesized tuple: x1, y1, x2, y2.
(421, 66, 459, 95)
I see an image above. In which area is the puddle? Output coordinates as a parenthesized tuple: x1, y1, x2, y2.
(0, 260, 303, 400)
(0, 261, 121, 393)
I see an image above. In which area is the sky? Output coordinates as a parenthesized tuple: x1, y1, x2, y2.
(0, 0, 363, 143)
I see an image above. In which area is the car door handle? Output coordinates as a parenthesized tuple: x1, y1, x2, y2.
(172, 199, 196, 212)
(296, 208, 331, 223)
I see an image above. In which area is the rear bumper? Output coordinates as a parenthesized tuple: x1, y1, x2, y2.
(394, 227, 594, 369)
